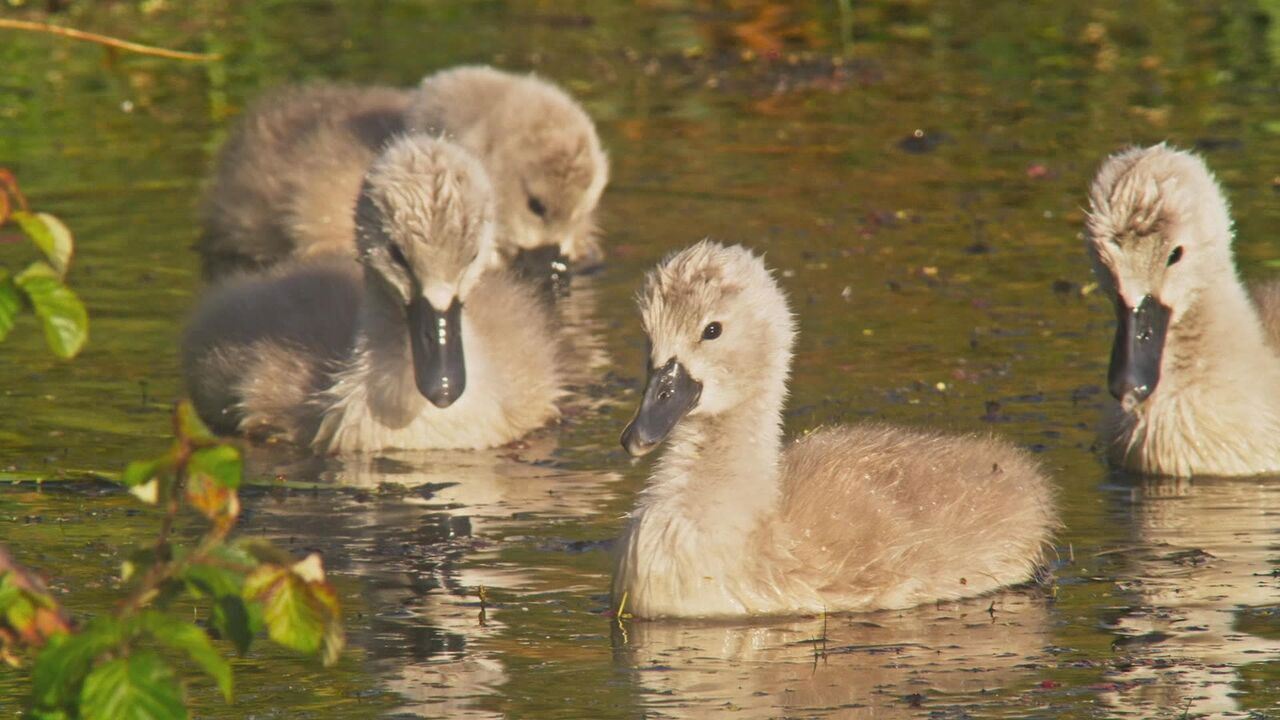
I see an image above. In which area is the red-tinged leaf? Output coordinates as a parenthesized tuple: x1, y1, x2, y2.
(243, 556, 344, 665)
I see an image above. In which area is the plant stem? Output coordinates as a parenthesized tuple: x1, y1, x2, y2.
(0, 18, 221, 62)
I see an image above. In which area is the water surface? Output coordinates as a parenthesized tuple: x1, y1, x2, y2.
(2, 2, 1280, 717)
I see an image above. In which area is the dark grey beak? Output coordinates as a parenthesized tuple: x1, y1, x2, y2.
(621, 358, 702, 457)
(511, 245, 571, 296)
(1108, 294, 1171, 403)
(408, 295, 466, 408)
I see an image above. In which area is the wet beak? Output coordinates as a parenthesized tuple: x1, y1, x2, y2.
(621, 358, 702, 457)
(407, 295, 466, 408)
(511, 245, 571, 296)
(1108, 294, 1171, 405)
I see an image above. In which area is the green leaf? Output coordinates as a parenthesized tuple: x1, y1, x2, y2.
(212, 596, 256, 655)
(0, 274, 20, 343)
(1264, 258, 1280, 268)
(11, 211, 73, 278)
(80, 651, 187, 720)
(244, 559, 343, 664)
(187, 445, 241, 490)
(14, 262, 87, 359)
(181, 563, 242, 599)
(174, 401, 215, 445)
(244, 566, 322, 654)
(138, 611, 232, 701)
(121, 456, 172, 488)
(31, 617, 125, 713)
(183, 563, 259, 655)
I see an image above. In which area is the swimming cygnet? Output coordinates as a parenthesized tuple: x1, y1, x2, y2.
(198, 66, 607, 280)
(1085, 144, 1280, 476)
(184, 135, 562, 453)
(612, 241, 1057, 619)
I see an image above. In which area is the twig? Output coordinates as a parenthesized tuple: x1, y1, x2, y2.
(0, 18, 220, 62)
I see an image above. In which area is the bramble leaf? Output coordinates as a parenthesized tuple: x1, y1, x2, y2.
(31, 617, 125, 714)
(14, 263, 87, 359)
(11, 211, 73, 278)
(213, 596, 256, 655)
(174, 401, 215, 445)
(243, 554, 343, 665)
(0, 274, 20, 343)
(79, 651, 187, 720)
(187, 445, 241, 490)
(183, 563, 259, 654)
(138, 611, 231, 701)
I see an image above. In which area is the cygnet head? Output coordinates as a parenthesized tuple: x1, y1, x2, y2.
(1085, 144, 1237, 408)
(621, 241, 796, 457)
(408, 66, 609, 271)
(356, 134, 495, 409)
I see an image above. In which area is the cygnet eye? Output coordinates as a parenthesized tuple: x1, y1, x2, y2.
(701, 321, 722, 341)
(1167, 246, 1183, 266)
(527, 196, 547, 218)
(388, 243, 411, 269)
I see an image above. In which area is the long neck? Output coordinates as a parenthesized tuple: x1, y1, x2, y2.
(342, 273, 428, 427)
(1114, 266, 1280, 475)
(1162, 270, 1279, 398)
(638, 385, 787, 542)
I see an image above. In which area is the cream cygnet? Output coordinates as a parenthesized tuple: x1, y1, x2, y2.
(612, 241, 1057, 619)
(198, 66, 608, 280)
(184, 136, 561, 453)
(1085, 144, 1280, 476)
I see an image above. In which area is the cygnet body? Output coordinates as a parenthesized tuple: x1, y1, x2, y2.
(1086, 144, 1280, 476)
(198, 66, 607, 279)
(184, 136, 561, 453)
(613, 241, 1056, 619)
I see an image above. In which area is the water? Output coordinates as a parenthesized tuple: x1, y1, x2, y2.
(2, 1, 1280, 717)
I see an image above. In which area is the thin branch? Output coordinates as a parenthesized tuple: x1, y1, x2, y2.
(0, 18, 220, 62)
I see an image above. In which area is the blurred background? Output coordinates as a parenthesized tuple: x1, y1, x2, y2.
(2, 1, 1280, 717)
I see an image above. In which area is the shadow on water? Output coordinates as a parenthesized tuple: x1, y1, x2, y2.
(2, 0, 1280, 717)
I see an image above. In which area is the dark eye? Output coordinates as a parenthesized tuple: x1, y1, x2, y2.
(527, 196, 547, 218)
(387, 244, 410, 269)
(701, 321, 722, 341)
(1167, 246, 1183, 266)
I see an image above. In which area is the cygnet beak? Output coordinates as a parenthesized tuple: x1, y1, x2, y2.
(621, 358, 702, 457)
(407, 295, 466, 408)
(1108, 293, 1170, 406)
(511, 245, 571, 296)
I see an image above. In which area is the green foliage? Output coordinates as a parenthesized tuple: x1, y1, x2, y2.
(0, 402, 346, 718)
(80, 652, 186, 720)
(0, 169, 88, 359)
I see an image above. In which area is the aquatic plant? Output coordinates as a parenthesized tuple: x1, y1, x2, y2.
(0, 402, 344, 718)
(0, 169, 88, 359)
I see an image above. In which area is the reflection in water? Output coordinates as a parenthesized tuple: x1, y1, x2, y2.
(247, 451, 622, 718)
(617, 591, 1051, 718)
(232, 271, 621, 717)
(1102, 477, 1280, 717)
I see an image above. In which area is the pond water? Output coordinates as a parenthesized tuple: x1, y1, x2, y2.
(2, 1, 1280, 718)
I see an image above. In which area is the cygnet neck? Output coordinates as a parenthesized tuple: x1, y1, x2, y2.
(353, 269, 429, 425)
(647, 381, 788, 517)
(1163, 262, 1279, 398)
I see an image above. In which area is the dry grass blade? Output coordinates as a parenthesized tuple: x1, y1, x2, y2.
(0, 18, 220, 62)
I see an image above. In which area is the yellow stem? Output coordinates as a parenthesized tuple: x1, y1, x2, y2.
(0, 18, 220, 62)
